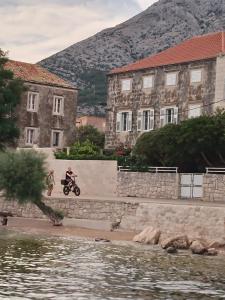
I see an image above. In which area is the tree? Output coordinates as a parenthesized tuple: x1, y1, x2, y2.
(134, 113, 225, 172)
(76, 125, 105, 148)
(0, 50, 24, 150)
(0, 151, 63, 225)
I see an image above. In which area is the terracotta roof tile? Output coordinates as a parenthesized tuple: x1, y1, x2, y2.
(111, 32, 225, 74)
(5, 60, 76, 89)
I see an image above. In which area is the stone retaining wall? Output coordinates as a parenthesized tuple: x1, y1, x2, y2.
(1, 196, 225, 240)
(117, 172, 179, 199)
(0, 197, 138, 223)
(129, 202, 225, 240)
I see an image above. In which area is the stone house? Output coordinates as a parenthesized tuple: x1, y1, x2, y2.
(6, 60, 78, 148)
(105, 31, 225, 149)
(76, 116, 106, 132)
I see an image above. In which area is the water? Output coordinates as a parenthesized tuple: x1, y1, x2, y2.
(0, 229, 225, 300)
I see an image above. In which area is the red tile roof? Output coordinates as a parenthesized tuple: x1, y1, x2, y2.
(5, 60, 76, 89)
(111, 32, 225, 74)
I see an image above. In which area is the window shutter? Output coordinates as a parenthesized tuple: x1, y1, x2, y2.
(173, 107, 178, 124)
(160, 109, 165, 127)
(149, 109, 154, 130)
(137, 110, 142, 131)
(116, 112, 121, 132)
(128, 111, 132, 132)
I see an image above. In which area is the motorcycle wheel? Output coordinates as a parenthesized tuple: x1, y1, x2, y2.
(63, 186, 70, 196)
(74, 186, 80, 196)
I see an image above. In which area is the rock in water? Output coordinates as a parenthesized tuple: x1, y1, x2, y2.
(190, 241, 207, 255)
(161, 235, 190, 250)
(166, 246, 178, 254)
(133, 227, 161, 245)
(206, 248, 218, 256)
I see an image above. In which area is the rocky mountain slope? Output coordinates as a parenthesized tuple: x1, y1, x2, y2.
(39, 0, 225, 115)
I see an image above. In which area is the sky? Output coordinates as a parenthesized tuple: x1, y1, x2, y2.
(0, 0, 158, 63)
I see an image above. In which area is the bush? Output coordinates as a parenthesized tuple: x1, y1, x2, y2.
(0, 150, 46, 203)
(76, 125, 105, 148)
(134, 113, 225, 173)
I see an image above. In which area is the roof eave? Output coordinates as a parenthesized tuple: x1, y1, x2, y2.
(109, 55, 218, 76)
(24, 80, 79, 90)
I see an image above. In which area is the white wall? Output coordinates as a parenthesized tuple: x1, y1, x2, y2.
(46, 159, 117, 197)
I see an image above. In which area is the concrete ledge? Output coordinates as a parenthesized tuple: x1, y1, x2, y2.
(63, 218, 112, 231)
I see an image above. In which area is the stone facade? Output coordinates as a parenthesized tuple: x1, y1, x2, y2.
(105, 59, 217, 149)
(203, 174, 225, 202)
(17, 83, 78, 148)
(117, 172, 179, 200)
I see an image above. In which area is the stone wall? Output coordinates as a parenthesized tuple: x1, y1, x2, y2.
(105, 59, 216, 149)
(1, 196, 225, 240)
(0, 197, 138, 223)
(117, 172, 179, 199)
(127, 202, 225, 240)
(203, 174, 225, 202)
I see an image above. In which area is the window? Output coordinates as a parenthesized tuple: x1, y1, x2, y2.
(51, 130, 63, 147)
(188, 104, 201, 118)
(25, 127, 37, 145)
(53, 96, 64, 115)
(137, 109, 154, 131)
(121, 79, 132, 92)
(116, 111, 132, 132)
(160, 107, 178, 127)
(27, 92, 39, 112)
(190, 69, 202, 83)
(143, 75, 154, 89)
(166, 72, 177, 86)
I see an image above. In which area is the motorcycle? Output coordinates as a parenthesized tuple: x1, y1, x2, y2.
(61, 176, 81, 196)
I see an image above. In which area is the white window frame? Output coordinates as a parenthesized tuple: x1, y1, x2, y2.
(25, 127, 37, 146)
(137, 109, 154, 132)
(160, 106, 178, 127)
(53, 96, 64, 115)
(190, 69, 202, 84)
(121, 79, 132, 92)
(166, 72, 178, 86)
(143, 75, 154, 89)
(116, 111, 132, 132)
(27, 92, 39, 112)
(51, 130, 63, 148)
(188, 104, 201, 118)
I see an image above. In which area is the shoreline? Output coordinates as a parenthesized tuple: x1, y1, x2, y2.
(3, 217, 136, 242)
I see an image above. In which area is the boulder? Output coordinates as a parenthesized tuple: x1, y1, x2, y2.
(190, 240, 207, 255)
(207, 240, 225, 249)
(133, 227, 161, 245)
(161, 235, 190, 250)
(206, 248, 218, 256)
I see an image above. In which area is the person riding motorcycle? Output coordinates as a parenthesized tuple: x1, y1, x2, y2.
(65, 167, 77, 189)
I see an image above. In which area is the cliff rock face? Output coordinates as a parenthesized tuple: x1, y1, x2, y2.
(39, 0, 225, 114)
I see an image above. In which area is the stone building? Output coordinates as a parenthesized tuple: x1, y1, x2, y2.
(105, 31, 225, 149)
(6, 60, 78, 148)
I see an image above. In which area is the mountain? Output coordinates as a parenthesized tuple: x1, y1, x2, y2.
(39, 0, 225, 115)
